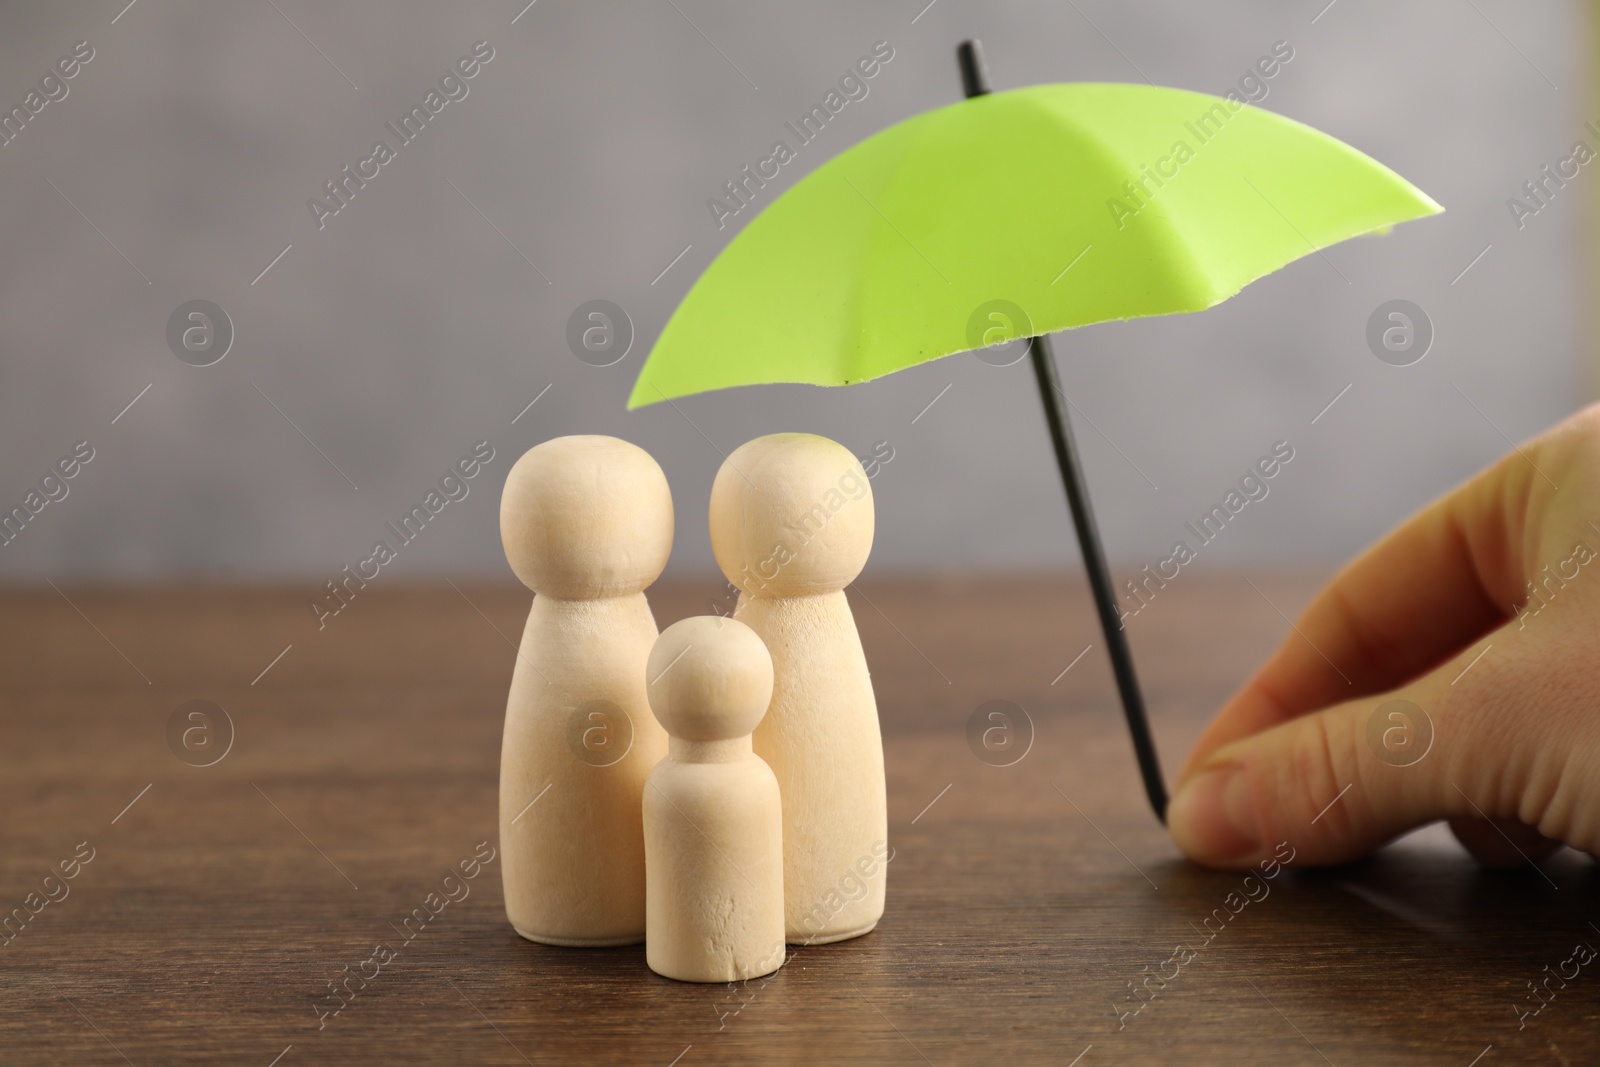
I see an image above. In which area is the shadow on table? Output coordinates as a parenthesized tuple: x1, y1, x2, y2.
(1130, 833, 1600, 1061)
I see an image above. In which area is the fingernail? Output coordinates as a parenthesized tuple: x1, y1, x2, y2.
(1168, 765, 1262, 865)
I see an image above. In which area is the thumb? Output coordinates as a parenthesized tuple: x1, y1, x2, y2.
(1168, 639, 1545, 868)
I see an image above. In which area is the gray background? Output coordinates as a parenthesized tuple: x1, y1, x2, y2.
(0, 0, 1584, 582)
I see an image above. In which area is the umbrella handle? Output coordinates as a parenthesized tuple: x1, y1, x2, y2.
(1029, 334, 1170, 824)
(958, 39, 1170, 823)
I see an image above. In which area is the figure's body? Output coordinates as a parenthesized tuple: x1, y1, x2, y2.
(498, 435, 672, 946)
(710, 433, 887, 944)
(644, 616, 785, 983)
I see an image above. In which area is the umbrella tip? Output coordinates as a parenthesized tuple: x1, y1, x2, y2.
(956, 39, 991, 99)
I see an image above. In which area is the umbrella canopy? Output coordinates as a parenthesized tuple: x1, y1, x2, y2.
(628, 44, 1441, 823)
(629, 81, 1440, 408)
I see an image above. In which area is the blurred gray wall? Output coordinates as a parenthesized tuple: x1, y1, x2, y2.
(0, 0, 1584, 580)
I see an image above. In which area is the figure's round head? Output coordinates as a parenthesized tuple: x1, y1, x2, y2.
(500, 435, 673, 598)
(708, 433, 874, 598)
(646, 616, 773, 742)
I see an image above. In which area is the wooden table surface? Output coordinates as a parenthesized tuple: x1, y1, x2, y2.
(3, 574, 1596, 1066)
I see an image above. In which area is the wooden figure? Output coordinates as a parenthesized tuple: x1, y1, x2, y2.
(644, 616, 786, 983)
(498, 435, 672, 946)
(709, 433, 887, 944)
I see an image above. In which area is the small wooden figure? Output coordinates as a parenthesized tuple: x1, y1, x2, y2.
(644, 616, 785, 983)
(498, 435, 672, 946)
(709, 433, 887, 944)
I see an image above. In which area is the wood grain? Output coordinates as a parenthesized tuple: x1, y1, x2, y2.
(1, 574, 1596, 1065)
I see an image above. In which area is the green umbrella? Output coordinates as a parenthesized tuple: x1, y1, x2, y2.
(629, 40, 1441, 821)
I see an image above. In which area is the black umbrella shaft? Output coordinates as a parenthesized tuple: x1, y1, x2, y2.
(958, 37, 991, 96)
(1028, 335, 1168, 821)
(958, 37, 1168, 822)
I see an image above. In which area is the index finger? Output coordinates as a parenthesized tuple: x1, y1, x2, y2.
(1176, 440, 1537, 786)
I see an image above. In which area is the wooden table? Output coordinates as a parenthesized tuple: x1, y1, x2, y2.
(3, 575, 1596, 1065)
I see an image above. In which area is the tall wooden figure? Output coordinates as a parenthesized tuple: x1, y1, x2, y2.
(709, 433, 887, 944)
(499, 435, 672, 946)
(644, 616, 785, 983)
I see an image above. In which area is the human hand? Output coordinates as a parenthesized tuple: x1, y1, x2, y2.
(1168, 405, 1600, 869)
